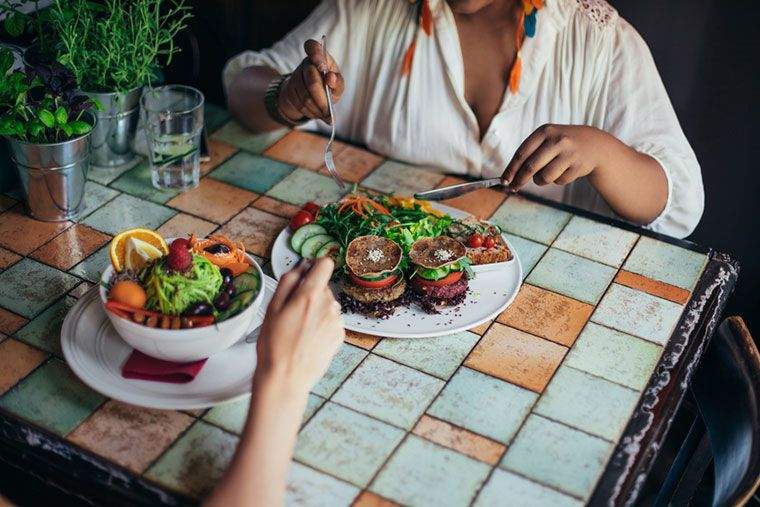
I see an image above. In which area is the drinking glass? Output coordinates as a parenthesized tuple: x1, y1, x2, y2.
(141, 85, 204, 190)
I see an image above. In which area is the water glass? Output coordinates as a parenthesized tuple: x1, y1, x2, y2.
(141, 85, 204, 190)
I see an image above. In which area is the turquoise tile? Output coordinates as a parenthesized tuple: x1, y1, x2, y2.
(489, 195, 571, 245)
(0, 359, 104, 436)
(534, 366, 640, 441)
(502, 232, 547, 280)
(526, 248, 617, 305)
(209, 151, 295, 193)
(15, 296, 76, 356)
(285, 461, 359, 507)
(373, 331, 480, 380)
(474, 468, 583, 507)
(87, 157, 141, 185)
(266, 168, 347, 206)
(501, 415, 613, 499)
(427, 367, 537, 443)
(110, 160, 181, 203)
(211, 120, 288, 153)
(623, 236, 708, 290)
(204, 393, 325, 435)
(0, 258, 80, 318)
(146, 421, 239, 499)
(332, 354, 443, 430)
(302, 393, 326, 424)
(360, 160, 446, 195)
(82, 193, 176, 235)
(565, 322, 662, 390)
(553, 216, 639, 267)
(312, 343, 367, 398)
(294, 402, 405, 487)
(204, 103, 232, 134)
(69, 244, 110, 283)
(370, 435, 490, 507)
(75, 181, 120, 220)
(592, 283, 684, 345)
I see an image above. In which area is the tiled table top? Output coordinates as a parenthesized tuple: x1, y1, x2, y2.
(0, 104, 738, 506)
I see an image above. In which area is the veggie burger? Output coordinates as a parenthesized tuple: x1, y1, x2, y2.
(408, 236, 471, 312)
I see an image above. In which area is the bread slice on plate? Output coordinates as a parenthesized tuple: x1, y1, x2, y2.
(445, 217, 513, 265)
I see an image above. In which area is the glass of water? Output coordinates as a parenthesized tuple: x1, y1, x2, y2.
(141, 85, 204, 190)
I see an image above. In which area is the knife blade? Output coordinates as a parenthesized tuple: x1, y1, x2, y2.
(414, 178, 503, 201)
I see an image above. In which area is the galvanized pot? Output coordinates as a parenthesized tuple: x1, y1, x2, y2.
(5, 113, 95, 222)
(86, 87, 142, 167)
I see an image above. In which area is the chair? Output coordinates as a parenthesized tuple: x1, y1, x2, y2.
(654, 317, 760, 506)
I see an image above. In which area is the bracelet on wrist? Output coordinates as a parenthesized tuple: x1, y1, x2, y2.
(264, 74, 307, 128)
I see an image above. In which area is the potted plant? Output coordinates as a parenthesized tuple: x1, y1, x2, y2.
(46, 0, 191, 168)
(0, 47, 97, 221)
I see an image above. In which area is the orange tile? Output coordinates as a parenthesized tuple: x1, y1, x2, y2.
(0, 339, 48, 394)
(166, 178, 258, 224)
(201, 139, 239, 176)
(30, 224, 110, 271)
(497, 284, 593, 347)
(465, 323, 567, 393)
(0, 205, 71, 255)
(67, 400, 194, 474)
(469, 320, 493, 335)
(264, 131, 345, 170)
(157, 213, 218, 239)
(318, 144, 384, 183)
(412, 415, 506, 465)
(344, 330, 381, 350)
(615, 270, 691, 305)
(352, 491, 400, 507)
(0, 247, 21, 269)
(252, 196, 302, 219)
(0, 307, 27, 334)
(437, 176, 507, 219)
(217, 207, 289, 257)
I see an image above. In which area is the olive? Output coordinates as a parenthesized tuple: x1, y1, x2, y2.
(205, 243, 231, 255)
(214, 291, 231, 311)
(225, 283, 236, 298)
(184, 302, 213, 316)
(220, 268, 233, 286)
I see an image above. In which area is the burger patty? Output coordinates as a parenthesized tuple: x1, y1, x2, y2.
(410, 277, 468, 300)
(339, 276, 407, 303)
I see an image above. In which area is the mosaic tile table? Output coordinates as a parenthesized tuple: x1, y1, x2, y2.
(0, 105, 738, 506)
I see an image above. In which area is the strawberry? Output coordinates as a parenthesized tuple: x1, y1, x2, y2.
(167, 238, 192, 271)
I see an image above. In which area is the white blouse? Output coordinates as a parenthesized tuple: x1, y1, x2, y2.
(223, 0, 704, 238)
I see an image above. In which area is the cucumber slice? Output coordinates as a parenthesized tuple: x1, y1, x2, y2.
(300, 234, 334, 259)
(217, 289, 256, 321)
(233, 271, 260, 293)
(315, 241, 343, 267)
(290, 224, 327, 253)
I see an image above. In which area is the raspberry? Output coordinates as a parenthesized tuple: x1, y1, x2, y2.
(167, 238, 192, 271)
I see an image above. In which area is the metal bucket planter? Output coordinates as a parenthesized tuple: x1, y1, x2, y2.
(5, 113, 95, 222)
(86, 87, 142, 167)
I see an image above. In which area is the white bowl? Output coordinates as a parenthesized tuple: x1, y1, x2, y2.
(99, 249, 264, 362)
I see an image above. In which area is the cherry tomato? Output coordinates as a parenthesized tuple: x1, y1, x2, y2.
(483, 236, 497, 249)
(349, 273, 398, 289)
(289, 210, 314, 230)
(301, 202, 321, 215)
(414, 271, 463, 287)
(467, 233, 484, 248)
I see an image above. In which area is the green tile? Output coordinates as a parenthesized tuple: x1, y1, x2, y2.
(565, 322, 662, 390)
(211, 121, 288, 153)
(534, 365, 640, 441)
(110, 161, 181, 203)
(15, 296, 76, 356)
(332, 354, 444, 430)
(475, 468, 582, 507)
(69, 244, 110, 283)
(489, 195, 571, 245)
(427, 367, 537, 443)
(361, 160, 445, 195)
(75, 181, 120, 220)
(623, 236, 708, 290)
(312, 343, 367, 398)
(592, 283, 684, 345)
(373, 331, 480, 380)
(146, 420, 238, 499)
(82, 193, 175, 236)
(553, 216, 639, 267)
(526, 248, 617, 305)
(87, 157, 141, 185)
(370, 435, 491, 507)
(501, 415, 613, 499)
(295, 402, 405, 487)
(286, 461, 359, 507)
(203, 393, 324, 434)
(266, 168, 347, 207)
(502, 232, 547, 280)
(0, 359, 104, 436)
(0, 258, 80, 318)
(209, 151, 295, 193)
(204, 103, 232, 134)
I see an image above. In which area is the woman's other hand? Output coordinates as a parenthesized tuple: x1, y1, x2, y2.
(277, 39, 346, 124)
(254, 257, 344, 395)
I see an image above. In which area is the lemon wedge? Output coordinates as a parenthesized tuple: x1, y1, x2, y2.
(123, 237, 165, 271)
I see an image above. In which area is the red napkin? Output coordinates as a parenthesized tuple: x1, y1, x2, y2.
(122, 350, 207, 383)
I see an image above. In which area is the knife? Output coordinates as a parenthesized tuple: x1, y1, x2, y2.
(414, 178, 503, 201)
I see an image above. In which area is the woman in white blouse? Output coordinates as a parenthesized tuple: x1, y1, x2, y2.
(224, 0, 704, 239)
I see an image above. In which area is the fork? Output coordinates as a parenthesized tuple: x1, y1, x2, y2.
(321, 34, 346, 190)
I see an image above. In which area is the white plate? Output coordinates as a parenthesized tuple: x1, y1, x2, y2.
(60, 275, 277, 410)
(271, 203, 522, 338)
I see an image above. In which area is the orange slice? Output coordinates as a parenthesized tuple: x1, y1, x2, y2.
(110, 229, 169, 272)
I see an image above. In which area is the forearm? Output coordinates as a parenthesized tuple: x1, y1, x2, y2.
(227, 66, 286, 133)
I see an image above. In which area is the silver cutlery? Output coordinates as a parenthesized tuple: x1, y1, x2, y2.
(321, 35, 346, 190)
(414, 178, 503, 201)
